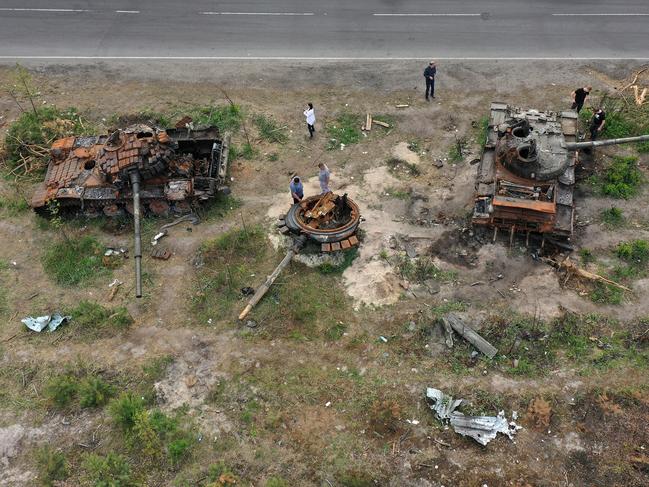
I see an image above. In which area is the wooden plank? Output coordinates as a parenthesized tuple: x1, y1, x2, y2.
(373, 120, 390, 128)
(321, 243, 332, 252)
(443, 314, 498, 359)
(279, 226, 290, 234)
(331, 242, 341, 251)
(366, 113, 372, 131)
(340, 239, 351, 249)
(348, 235, 359, 246)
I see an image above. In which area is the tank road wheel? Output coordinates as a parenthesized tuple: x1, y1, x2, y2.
(172, 201, 192, 214)
(103, 204, 124, 218)
(148, 199, 170, 217)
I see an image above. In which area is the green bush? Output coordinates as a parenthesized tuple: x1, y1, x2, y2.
(318, 248, 359, 275)
(167, 438, 191, 466)
(266, 477, 289, 487)
(82, 452, 135, 487)
(79, 376, 114, 408)
(254, 114, 288, 144)
(42, 236, 108, 286)
(600, 156, 643, 199)
(36, 445, 68, 486)
(109, 393, 146, 432)
(207, 462, 238, 482)
(590, 282, 624, 305)
(617, 239, 649, 266)
(476, 116, 490, 146)
(68, 300, 133, 334)
(326, 113, 361, 149)
(579, 248, 595, 265)
(45, 375, 78, 409)
(4, 106, 87, 170)
(188, 104, 243, 133)
(600, 207, 625, 227)
(0, 194, 29, 215)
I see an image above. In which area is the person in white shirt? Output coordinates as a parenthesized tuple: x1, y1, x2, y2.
(304, 103, 316, 138)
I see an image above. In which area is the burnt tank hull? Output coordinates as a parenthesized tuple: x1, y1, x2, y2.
(473, 103, 578, 238)
(31, 125, 230, 217)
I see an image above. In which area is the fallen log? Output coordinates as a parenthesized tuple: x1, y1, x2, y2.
(442, 314, 498, 359)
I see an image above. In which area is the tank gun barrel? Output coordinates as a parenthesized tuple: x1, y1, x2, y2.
(564, 134, 649, 150)
(128, 170, 143, 298)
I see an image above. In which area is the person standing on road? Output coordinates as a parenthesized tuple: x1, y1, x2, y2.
(571, 86, 592, 113)
(589, 107, 606, 141)
(424, 61, 437, 100)
(304, 103, 316, 138)
(318, 162, 330, 194)
(289, 175, 304, 204)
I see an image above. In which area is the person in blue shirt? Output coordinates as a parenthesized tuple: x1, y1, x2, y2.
(289, 176, 304, 203)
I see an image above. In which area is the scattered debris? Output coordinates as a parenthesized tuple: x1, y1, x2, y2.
(395, 104, 409, 108)
(363, 113, 373, 131)
(241, 287, 255, 296)
(442, 314, 498, 359)
(373, 119, 390, 128)
(379, 336, 389, 343)
(151, 248, 172, 260)
(244, 320, 258, 329)
(108, 279, 123, 301)
(426, 387, 521, 446)
(21, 313, 70, 333)
(152, 214, 200, 246)
(104, 248, 127, 257)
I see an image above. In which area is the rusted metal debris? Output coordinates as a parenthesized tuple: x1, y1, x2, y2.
(151, 248, 172, 260)
(280, 191, 361, 252)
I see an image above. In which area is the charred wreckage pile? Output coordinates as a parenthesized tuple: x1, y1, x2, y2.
(31, 124, 230, 217)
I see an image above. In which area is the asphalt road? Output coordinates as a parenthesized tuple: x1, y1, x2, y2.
(0, 0, 648, 59)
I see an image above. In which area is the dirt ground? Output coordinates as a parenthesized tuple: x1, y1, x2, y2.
(0, 60, 648, 486)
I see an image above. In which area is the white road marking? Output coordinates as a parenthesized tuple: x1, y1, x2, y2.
(373, 13, 481, 17)
(115, 10, 140, 14)
(552, 13, 649, 16)
(1, 56, 649, 61)
(200, 12, 314, 16)
(0, 8, 90, 12)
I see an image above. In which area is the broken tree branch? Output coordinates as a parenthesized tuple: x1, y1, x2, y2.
(544, 257, 631, 292)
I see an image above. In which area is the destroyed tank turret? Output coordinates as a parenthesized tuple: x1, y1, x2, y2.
(473, 102, 649, 240)
(31, 124, 230, 297)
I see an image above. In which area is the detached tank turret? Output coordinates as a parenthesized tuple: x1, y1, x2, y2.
(31, 123, 230, 297)
(472, 102, 649, 240)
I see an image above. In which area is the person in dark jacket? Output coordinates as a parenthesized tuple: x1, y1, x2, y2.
(571, 86, 592, 113)
(424, 61, 437, 100)
(589, 108, 606, 141)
